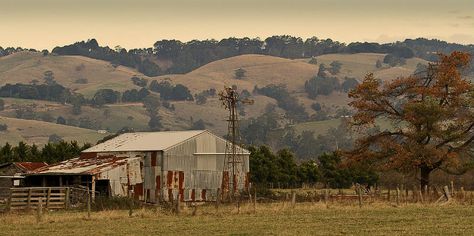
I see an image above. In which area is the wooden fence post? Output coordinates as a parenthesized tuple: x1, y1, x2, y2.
(357, 185, 363, 208)
(387, 188, 391, 202)
(46, 188, 51, 210)
(176, 193, 181, 215)
(291, 190, 296, 209)
(396, 186, 400, 206)
(424, 185, 428, 199)
(87, 188, 91, 219)
(65, 188, 70, 209)
(418, 190, 424, 204)
(128, 198, 133, 217)
(253, 187, 257, 214)
(450, 181, 455, 197)
(192, 202, 197, 216)
(27, 188, 32, 211)
(215, 188, 221, 212)
(6, 190, 12, 212)
(36, 197, 43, 223)
(324, 189, 329, 208)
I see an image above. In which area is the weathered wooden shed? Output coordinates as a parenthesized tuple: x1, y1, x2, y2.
(28, 130, 250, 203)
(0, 162, 48, 188)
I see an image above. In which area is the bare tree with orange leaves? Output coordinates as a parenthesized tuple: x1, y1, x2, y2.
(347, 51, 474, 188)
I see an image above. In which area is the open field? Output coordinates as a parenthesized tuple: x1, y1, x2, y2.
(0, 202, 473, 235)
(293, 118, 395, 137)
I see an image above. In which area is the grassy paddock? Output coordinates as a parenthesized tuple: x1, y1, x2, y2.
(0, 202, 473, 235)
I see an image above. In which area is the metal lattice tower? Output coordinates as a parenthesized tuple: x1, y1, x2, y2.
(219, 86, 253, 198)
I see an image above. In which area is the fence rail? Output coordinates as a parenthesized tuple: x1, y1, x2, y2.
(5, 187, 70, 211)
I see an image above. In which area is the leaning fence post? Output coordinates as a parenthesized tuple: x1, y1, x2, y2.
(443, 185, 451, 201)
(419, 190, 424, 204)
(387, 188, 391, 202)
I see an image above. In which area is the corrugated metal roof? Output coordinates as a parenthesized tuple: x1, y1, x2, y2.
(30, 156, 133, 175)
(15, 162, 48, 172)
(83, 130, 207, 153)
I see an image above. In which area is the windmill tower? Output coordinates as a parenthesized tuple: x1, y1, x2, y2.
(219, 86, 253, 199)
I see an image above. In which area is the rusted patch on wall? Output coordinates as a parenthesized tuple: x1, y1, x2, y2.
(201, 189, 207, 201)
(151, 152, 157, 166)
(178, 171, 184, 190)
(167, 171, 173, 188)
(179, 189, 184, 201)
(245, 172, 250, 190)
(134, 183, 143, 200)
(191, 189, 195, 201)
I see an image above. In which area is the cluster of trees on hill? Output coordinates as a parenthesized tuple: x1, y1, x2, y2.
(47, 37, 474, 76)
(253, 85, 308, 122)
(241, 109, 356, 160)
(304, 64, 360, 98)
(0, 47, 38, 57)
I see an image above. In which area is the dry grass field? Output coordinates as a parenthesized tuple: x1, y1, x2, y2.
(0, 116, 106, 146)
(0, 202, 472, 235)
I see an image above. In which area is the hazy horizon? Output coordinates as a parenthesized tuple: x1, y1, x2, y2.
(1, 0, 473, 50)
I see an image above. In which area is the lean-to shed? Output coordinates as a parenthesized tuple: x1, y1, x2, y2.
(28, 130, 250, 202)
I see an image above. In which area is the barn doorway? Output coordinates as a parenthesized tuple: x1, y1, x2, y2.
(95, 180, 111, 197)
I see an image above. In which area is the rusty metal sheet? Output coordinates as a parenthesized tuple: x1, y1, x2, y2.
(14, 162, 48, 172)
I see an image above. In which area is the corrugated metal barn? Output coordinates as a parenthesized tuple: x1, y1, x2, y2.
(28, 130, 250, 203)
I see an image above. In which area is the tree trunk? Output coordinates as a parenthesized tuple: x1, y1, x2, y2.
(420, 166, 432, 189)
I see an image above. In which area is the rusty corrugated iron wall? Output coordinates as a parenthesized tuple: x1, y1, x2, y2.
(161, 132, 250, 202)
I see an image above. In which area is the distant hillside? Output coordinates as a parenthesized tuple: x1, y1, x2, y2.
(0, 51, 141, 97)
(0, 116, 106, 146)
(0, 51, 436, 146)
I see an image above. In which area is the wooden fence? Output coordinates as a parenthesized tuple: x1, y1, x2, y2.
(5, 187, 70, 211)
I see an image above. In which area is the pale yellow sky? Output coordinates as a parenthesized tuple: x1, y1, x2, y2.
(1, 0, 473, 50)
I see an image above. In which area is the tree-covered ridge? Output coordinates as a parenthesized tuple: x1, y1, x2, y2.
(45, 37, 474, 76)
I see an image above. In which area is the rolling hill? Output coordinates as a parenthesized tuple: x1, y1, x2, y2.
(0, 116, 106, 146)
(0, 51, 142, 97)
(0, 52, 430, 146)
